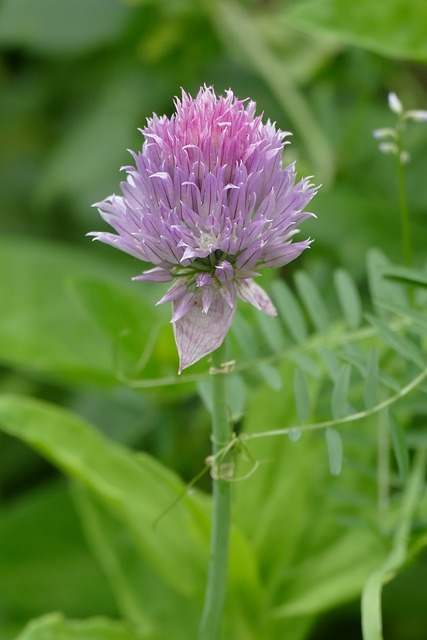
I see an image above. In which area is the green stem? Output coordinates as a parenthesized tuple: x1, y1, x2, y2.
(395, 121, 413, 267)
(199, 340, 232, 640)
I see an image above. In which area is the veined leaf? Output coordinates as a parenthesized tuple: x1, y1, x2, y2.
(331, 364, 352, 420)
(325, 428, 343, 476)
(334, 268, 362, 329)
(0, 395, 208, 597)
(294, 271, 330, 334)
(270, 280, 308, 343)
(294, 368, 310, 423)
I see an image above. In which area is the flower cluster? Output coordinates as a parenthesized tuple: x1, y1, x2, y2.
(373, 91, 427, 163)
(90, 86, 317, 372)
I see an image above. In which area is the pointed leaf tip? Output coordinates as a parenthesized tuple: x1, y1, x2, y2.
(173, 294, 235, 372)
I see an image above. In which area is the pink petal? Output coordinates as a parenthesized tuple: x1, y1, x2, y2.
(173, 294, 236, 373)
(133, 267, 173, 282)
(238, 280, 277, 316)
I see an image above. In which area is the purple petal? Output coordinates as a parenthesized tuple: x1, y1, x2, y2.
(238, 280, 277, 316)
(173, 294, 236, 373)
(133, 267, 173, 282)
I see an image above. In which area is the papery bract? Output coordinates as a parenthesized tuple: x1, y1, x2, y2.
(90, 86, 318, 372)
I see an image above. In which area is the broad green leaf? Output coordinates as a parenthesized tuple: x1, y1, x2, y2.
(334, 268, 362, 329)
(389, 413, 409, 484)
(283, 0, 427, 62)
(0, 0, 129, 56)
(0, 237, 187, 393)
(0, 238, 156, 386)
(274, 530, 386, 617)
(364, 349, 379, 410)
(234, 361, 320, 574)
(15, 613, 141, 640)
(72, 486, 199, 639)
(0, 395, 208, 596)
(71, 276, 175, 382)
(0, 395, 263, 638)
(366, 314, 426, 370)
(0, 482, 116, 626)
(325, 428, 343, 476)
(294, 368, 310, 423)
(270, 280, 308, 343)
(331, 363, 352, 420)
(294, 271, 330, 333)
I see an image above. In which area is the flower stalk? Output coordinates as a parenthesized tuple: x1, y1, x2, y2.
(199, 340, 232, 640)
(394, 118, 412, 267)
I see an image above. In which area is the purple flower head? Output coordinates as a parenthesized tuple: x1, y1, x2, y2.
(90, 86, 318, 372)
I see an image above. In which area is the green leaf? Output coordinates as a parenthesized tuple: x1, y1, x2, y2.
(256, 312, 288, 352)
(15, 613, 142, 640)
(0, 0, 129, 56)
(197, 374, 246, 423)
(334, 268, 362, 329)
(0, 395, 208, 597)
(274, 530, 386, 617)
(367, 249, 407, 318)
(72, 486, 199, 639)
(270, 280, 308, 343)
(325, 428, 343, 476)
(207, 0, 335, 183)
(362, 450, 427, 640)
(294, 271, 330, 333)
(0, 482, 116, 624)
(259, 364, 283, 391)
(331, 364, 352, 420)
(389, 413, 409, 484)
(366, 314, 426, 370)
(318, 348, 341, 381)
(294, 369, 310, 423)
(382, 265, 427, 290)
(283, 0, 427, 62)
(364, 349, 379, 410)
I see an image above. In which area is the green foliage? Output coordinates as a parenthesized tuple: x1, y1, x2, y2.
(283, 0, 427, 61)
(15, 613, 141, 640)
(2, 0, 427, 638)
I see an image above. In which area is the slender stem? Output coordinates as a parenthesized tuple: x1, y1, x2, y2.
(199, 340, 232, 640)
(395, 120, 413, 267)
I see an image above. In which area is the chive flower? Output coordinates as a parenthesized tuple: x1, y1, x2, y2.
(90, 86, 317, 372)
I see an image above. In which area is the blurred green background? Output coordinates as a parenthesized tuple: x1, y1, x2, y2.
(1, 0, 427, 639)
